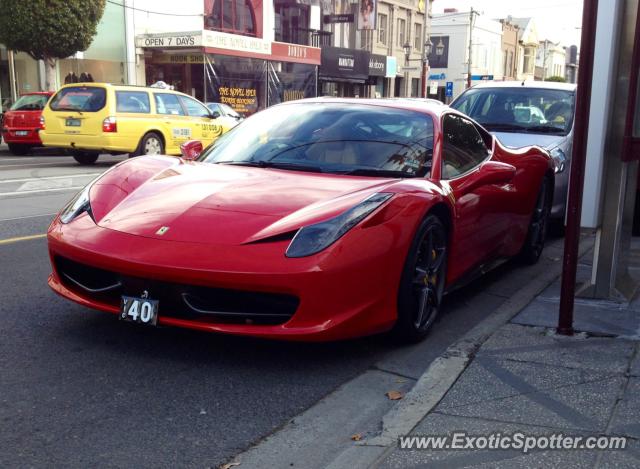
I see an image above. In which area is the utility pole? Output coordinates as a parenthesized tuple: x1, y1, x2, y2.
(467, 8, 478, 89)
(421, 0, 430, 98)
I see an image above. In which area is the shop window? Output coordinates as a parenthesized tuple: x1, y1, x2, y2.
(378, 14, 387, 45)
(206, 0, 256, 37)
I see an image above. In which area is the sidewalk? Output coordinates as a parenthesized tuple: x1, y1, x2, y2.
(375, 243, 640, 468)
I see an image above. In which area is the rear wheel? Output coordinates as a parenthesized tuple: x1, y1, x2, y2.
(8, 143, 31, 155)
(132, 132, 164, 157)
(393, 215, 448, 343)
(71, 151, 99, 165)
(519, 177, 552, 264)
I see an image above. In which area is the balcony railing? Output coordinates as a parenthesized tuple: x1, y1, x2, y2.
(274, 28, 332, 47)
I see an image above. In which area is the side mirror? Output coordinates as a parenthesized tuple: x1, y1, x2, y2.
(211, 111, 221, 119)
(465, 161, 516, 192)
(180, 140, 203, 161)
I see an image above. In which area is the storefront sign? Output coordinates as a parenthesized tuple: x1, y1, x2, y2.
(368, 54, 386, 77)
(319, 47, 369, 82)
(386, 56, 397, 78)
(272, 42, 321, 65)
(136, 32, 202, 48)
(153, 53, 205, 64)
(323, 14, 354, 24)
(203, 30, 271, 55)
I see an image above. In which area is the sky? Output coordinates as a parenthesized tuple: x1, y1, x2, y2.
(432, 0, 584, 47)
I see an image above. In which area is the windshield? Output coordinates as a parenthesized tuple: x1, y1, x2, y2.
(199, 103, 434, 178)
(50, 86, 106, 112)
(221, 103, 241, 118)
(10, 94, 49, 111)
(451, 87, 575, 136)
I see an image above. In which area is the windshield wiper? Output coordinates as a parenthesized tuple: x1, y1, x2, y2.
(54, 106, 83, 114)
(525, 125, 566, 134)
(217, 160, 324, 173)
(480, 123, 529, 132)
(338, 168, 414, 178)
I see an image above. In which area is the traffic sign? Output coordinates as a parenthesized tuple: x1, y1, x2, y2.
(445, 81, 454, 97)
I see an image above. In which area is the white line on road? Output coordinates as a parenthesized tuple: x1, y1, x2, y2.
(0, 213, 57, 222)
(0, 157, 51, 162)
(0, 186, 83, 197)
(0, 162, 82, 169)
(0, 173, 102, 184)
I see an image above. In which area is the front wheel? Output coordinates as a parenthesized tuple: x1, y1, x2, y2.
(519, 177, 552, 264)
(393, 214, 448, 343)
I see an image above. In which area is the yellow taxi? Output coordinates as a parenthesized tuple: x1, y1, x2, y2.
(40, 83, 235, 164)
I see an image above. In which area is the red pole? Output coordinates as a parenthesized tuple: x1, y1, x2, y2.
(421, 61, 428, 98)
(557, 0, 599, 335)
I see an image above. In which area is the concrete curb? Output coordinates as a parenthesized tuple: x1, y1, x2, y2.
(362, 237, 595, 452)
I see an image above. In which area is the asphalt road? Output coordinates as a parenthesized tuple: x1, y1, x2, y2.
(0, 146, 560, 467)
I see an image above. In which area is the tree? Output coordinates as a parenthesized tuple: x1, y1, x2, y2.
(0, 0, 106, 91)
(545, 76, 567, 83)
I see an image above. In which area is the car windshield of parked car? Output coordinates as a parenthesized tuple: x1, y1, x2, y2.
(199, 103, 434, 178)
(10, 94, 49, 111)
(451, 87, 575, 136)
(220, 103, 241, 118)
(49, 86, 106, 112)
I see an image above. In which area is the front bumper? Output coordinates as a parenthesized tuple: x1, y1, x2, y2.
(47, 213, 410, 341)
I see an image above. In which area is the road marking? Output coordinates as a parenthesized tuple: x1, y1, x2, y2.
(0, 157, 48, 162)
(0, 212, 57, 222)
(0, 173, 101, 184)
(0, 186, 83, 197)
(0, 162, 81, 169)
(0, 233, 47, 245)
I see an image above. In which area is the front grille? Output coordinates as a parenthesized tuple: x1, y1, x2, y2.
(54, 256, 299, 325)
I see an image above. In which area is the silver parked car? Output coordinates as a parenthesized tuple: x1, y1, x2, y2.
(450, 81, 576, 221)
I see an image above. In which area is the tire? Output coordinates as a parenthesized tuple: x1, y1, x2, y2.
(71, 151, 99, 165)
(8, 143, 31, 156)
(519, 177, 553, 265)
(132, 132, 164, 157)
(392, 214, 448, 343)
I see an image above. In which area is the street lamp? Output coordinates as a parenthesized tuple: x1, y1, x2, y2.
(435, 38, 445, 57)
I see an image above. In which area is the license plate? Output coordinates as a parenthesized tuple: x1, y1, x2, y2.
(120, 295, 159, 325)
(66, 118, 81, 127)
(15, 130, 28, 136)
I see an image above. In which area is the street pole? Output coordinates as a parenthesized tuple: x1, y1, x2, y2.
(421, 0, 430, 98)
(557, 0, 599, 335)
(467, 8, 475, 89)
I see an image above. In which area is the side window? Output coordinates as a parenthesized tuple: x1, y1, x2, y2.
(154, 93, 185, 116)
(116, 91, 150, 113)
(179, 96, 211, 118)
(441, 114, 490, 179)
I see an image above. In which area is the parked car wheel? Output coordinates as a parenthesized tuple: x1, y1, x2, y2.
(519, 177, 553, 264)
(71, 151, 99, 165)
(393, 214, 448, 343)
(8, 143, 32, 156)
(133, 132, 164, 157)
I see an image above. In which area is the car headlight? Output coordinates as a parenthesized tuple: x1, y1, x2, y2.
(550, 148, 567, 174)
(59, 185, 93, 224)
(285, 193, 393, 258)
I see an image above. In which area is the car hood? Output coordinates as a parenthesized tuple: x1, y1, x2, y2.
(89, 156, 397, 245)
(492, 132, 568, 151)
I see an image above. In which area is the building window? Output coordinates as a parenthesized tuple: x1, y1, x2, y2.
(523, 46, 536, 74)
(414, 23, 422, 51)
(378, 13, 387, 45)
(508, 51, 514, 77)
(206, 0, 256, 37)
(397, 18, 406, 47)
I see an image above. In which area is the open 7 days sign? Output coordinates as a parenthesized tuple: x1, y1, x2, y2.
(136, 32, 202, 48)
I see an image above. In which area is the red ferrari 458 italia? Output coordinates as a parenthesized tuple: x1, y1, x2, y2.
(47, 99, 553, 343)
